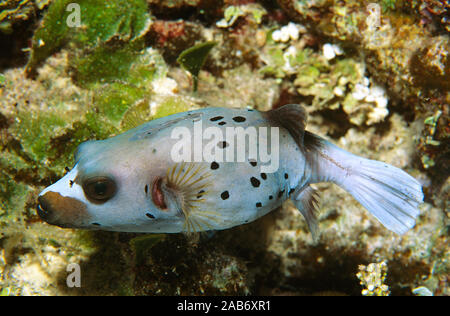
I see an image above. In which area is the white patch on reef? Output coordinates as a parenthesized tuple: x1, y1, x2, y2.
(353, 83, 370, 100)
(333, 86, 345, 97)
(152, 77, 178, 95)
(323, 43, 344, 60)
(149, 101, 158, 116)
(367, 106, 389, 125)
(272, 22, 304, 42)
(282, 45, 298, 73)
(352, 77, 389, 124)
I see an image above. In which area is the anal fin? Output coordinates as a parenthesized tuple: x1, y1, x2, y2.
(292, 185, 320, 242)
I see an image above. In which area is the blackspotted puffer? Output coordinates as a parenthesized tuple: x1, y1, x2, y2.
(37, 104, 423, 239)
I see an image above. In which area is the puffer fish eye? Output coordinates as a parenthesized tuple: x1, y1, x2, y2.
(82, 176, 117, 203)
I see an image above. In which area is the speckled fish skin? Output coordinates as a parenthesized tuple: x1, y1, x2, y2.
(37, 104, 424, 238)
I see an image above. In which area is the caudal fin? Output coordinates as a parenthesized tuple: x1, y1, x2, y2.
(340, 158, 423, 234)
(306, 133, 424, 235)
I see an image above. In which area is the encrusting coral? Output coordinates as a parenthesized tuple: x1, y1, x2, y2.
(356, 261, 390, 296)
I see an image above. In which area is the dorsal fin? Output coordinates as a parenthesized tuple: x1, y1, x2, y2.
(264, 104, 307, 149)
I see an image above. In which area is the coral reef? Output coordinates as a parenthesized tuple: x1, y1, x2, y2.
(0, 0, 51, 34)
(177, 41, 217, 91)
(25, 0, 152, 79)
(356, 261, 390, 296)
(0, 0, 448, 296)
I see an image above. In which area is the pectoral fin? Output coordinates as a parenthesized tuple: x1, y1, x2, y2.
(165, 162, 222, 233)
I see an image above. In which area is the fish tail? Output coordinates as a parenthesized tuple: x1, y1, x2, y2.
(305, 132, 424, 235)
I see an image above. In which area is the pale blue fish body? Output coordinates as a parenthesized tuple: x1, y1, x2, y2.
(37, 104, 424, 238)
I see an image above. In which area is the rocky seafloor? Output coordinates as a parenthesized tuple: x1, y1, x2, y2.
(0, 0, 448, 296)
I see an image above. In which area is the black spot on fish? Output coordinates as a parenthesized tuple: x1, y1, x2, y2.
(232, 116, 246, 123)
(211, 161, 219, 170)
(269, 195, 273, 200)
(284, 173, 289, 179)
(197, 190, 205, 199)
(92, 223, 101, 226)
(218, 141, 229, 149)
(210, 116, 224, 122)
(261, 173, 267, 180)
(218, 121, 226, 126)
(278, 189, 285, 198)
(146, 213, 155, 219)
(250, 177, 260, 188)
(289, 188, 295, 195)
(69, 180, 74, 188)
(221, 191, 230, 200)
(249, 160, 257, 167)
(145, 184, 148, 194)
(256, 202, 262, 208)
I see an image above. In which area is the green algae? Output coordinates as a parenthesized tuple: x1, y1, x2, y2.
(0, 0, 51, 34)
(93, 83, 147, 123)
(177, 41, 216, 92)
(0, 171, 30, 222)
(13, 110, 69, 162)
(153, 96, 198, 119)
(25, 0, 152, 78)
(381, 0, 398, 12)
(130, 234, 166, 266)
(217, 4, 267, 28)
(72, 43, 144, 85)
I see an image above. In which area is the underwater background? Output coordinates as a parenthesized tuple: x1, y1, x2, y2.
(0, 0, 448, 296)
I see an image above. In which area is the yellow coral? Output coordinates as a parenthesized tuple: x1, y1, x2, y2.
(356, 261, 390, 296)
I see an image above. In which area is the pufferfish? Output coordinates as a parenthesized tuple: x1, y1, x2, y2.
(37, 104, 423, 239)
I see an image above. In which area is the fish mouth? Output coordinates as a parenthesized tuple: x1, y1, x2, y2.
(37, 191, 91, 228)
(36, 198, 49, 221)
(151, 177, 167, 210)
